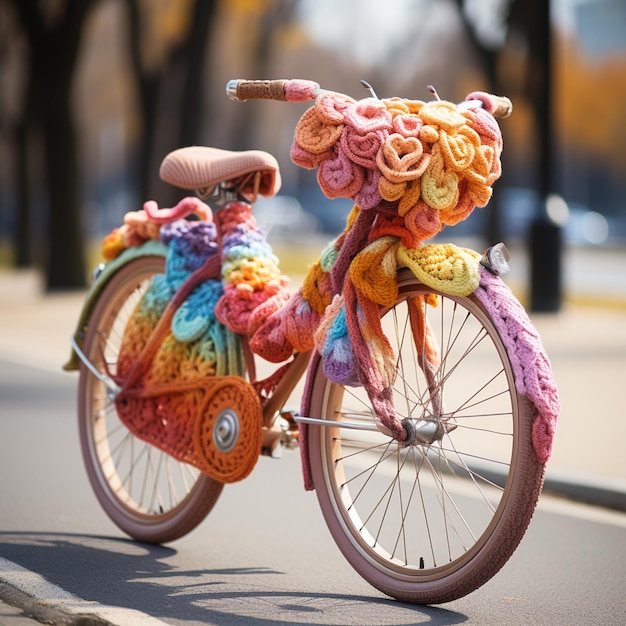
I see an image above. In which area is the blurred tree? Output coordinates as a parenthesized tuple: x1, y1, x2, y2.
(223, 0, 297, 150)
(453, 0, 513, 245)
(557, 39, 626, 212)
(125, 0, 217, 204)
(455, 0, 561, 310)
(9, 0, 99, 289)
(4, 0, 218, 286)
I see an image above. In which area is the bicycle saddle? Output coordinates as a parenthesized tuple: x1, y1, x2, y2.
(160, 146, 281, 199)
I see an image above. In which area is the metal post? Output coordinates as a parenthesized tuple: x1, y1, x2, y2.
(529, 0, 562, 312)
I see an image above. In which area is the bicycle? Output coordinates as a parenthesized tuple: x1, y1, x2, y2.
(65, 78, 560, 605)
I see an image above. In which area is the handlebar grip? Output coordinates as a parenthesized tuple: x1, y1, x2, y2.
(226, 79, 288, 102)
(491, 95, 512, 118)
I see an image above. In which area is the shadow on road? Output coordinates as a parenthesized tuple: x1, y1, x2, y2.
(0, 532, 468, 625)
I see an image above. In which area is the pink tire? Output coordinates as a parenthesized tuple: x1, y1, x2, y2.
(305, 269, 545, 604)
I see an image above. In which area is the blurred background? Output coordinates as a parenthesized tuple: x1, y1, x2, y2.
(0, 0, 624, 308)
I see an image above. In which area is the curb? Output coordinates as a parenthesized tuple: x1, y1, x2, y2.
(0, 559, 168, 626)
(542, 469, 626, 512)
(0, 582, 108, 626)
(463, 463, 626, 514)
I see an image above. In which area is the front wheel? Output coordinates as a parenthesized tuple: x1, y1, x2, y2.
(78, 255, 224, 543)
(305, 270, 545, 604)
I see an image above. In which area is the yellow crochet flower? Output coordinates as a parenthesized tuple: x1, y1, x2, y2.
(302, 260, 332, 313)
(420, 144, 460, 211)
(101, 228, 126, 260)
(382, 98, 411, 117)
(397, 243, 481, 297)
(438, 125, 480, 172)
(420, 100, 466, 132)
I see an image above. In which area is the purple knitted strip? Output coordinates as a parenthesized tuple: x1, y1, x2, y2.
(474, 269, 560, 463)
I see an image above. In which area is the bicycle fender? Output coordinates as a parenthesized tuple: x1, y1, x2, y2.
(63, 239, 167, 371)
(298, 350, 323, 491)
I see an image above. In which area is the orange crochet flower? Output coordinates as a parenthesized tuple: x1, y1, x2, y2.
(294, 107, 344, 154)
(376, 134, 430, 183)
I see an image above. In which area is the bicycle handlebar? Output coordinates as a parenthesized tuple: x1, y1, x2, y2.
(483, 95, 512, 118)
(226, 78, 512, 118)
(226, 79, 291, 102)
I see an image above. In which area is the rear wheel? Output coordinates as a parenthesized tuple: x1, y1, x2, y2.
(78, 256, 224, 543)
(306, 270, 545, 604)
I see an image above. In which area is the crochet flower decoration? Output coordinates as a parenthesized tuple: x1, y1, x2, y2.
(291, 90, 504, 245)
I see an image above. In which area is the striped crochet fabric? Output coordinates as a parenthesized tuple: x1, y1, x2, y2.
(114, 218, 247, 471)
(213, 201, 293, 362)
(117, 218, 242, 382)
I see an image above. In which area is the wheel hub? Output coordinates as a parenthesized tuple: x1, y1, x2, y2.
(193, 376, 263, 483)
(213, 409, 240, 453)
(402, 417, 456, 446)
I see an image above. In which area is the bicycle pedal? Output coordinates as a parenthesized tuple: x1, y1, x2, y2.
(279, 411, 300, 450)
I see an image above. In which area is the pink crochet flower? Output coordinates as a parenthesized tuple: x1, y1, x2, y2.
(317, 148, 365, 199)
(343, 98, 393, 134)
(354, 168, 383, 209)
(314, 92, 355, 123)
(290, 141, 330, 170)
(404, 200, 443, 241)
(339, 126, 386, 170)
(392, 113, 423, 138)
(464, 106, 503, 150)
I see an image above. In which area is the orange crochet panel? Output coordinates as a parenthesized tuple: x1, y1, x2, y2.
(113, 278, 263, 483)
(108, 210, 267, 483)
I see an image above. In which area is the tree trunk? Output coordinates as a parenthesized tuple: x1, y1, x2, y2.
(43, 86, 87, 289)
(14, 118, 33, 267)
(126, 0, 218, 205)
(452, 0, 505, 245)
(178, 0, 216, 148)
(12, 0, 94, 289)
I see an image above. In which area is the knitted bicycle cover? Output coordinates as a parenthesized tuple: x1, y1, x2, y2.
(107, 201, 268, 483)
(241, 88, 560, 468)
(100, 88, 560, 477)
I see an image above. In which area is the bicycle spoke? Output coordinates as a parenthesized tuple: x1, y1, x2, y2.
(312, 279, 526, 586)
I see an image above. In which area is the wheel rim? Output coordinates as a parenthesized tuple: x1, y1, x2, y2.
(314, 284, 519, 581)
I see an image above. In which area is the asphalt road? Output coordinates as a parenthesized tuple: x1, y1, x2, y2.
(0, 359, 625, 625)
